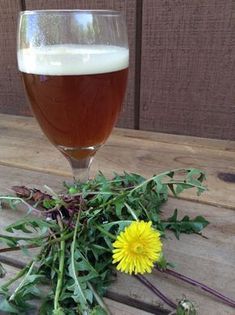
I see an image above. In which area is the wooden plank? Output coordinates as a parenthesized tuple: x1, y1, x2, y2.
(0, 0, 29, 115)
(140, 0, 235, 140)
(0, 165, 234, 314)
(24, 0, 137, 129)
(0, 114, 235, 208)
(114, 128, 235, 152)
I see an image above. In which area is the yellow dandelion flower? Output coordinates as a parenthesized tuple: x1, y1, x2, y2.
(112, 221, 162, 275)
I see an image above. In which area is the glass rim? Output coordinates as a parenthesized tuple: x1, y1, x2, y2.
(19, 9, 123, 16)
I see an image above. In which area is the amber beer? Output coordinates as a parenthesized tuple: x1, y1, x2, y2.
(18, 45, 128, 159)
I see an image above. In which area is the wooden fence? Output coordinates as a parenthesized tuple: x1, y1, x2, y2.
(0, 0, 234, 140)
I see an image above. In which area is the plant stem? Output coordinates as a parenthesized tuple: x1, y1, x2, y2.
(0, 196, 43, 215)
(139, 201, 151, 221)
(156, 266, 235, 308)
(53, 216, 66, 311)
(0, 244, 40, 254)
(129, 169, 179, 193)
(130, 168, 206, 194)
(70, 213, 88, 310)
(48, 231, 74, 245)
(0, 231, 73, 255)
(124, 202, 138, 220)
(87, 282, 111, 315)
(9, 261, 35, 301)
(72, 191, 119, 197)
(0, 233, 47, 241)
(1, 264, 29, 290)
(95, 225, 116, 240)
(135, 274, 177, 309)
(163, 180, 206, 192)
(130, 177, 155, 194)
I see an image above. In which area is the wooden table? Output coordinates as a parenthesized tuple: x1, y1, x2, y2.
(0, 114, 234, 315)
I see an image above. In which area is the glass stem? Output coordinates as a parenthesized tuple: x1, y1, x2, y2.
(67, 156, 93, 182)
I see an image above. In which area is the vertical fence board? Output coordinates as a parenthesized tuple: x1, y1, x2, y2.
(25, 0, 137, 129)
(0, 0, 29, 115)
(140, 0, 235, 140)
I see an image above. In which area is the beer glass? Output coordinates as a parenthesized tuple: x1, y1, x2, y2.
(17, 10, 129, 181)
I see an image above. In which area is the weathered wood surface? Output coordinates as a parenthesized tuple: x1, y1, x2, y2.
(0, 114, 234, 208)
(0, 114, 234, 314)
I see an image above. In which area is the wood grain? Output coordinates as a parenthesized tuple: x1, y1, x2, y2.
(140, 0, 235, 140)
(0, 0, 29, 115)
(0, 114, 234, 209)
(22, 0, 137, 129)
(0, 165, 234, 314)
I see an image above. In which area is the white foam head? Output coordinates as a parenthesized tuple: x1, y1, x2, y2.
(17, 45, 129, 75)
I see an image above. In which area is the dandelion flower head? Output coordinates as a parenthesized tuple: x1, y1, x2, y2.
(112, 221, 162, 275)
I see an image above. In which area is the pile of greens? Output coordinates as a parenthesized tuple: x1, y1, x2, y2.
(0, 168, 209, 314)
